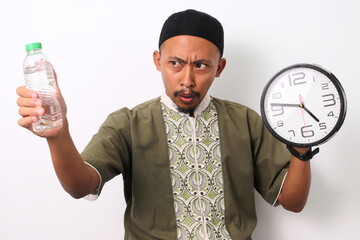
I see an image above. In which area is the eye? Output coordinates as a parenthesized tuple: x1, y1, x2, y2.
(195, 63, 207, 69)
(170, 61, 181, 67)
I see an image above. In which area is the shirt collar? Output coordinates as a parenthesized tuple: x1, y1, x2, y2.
(160, 93, 211, 117)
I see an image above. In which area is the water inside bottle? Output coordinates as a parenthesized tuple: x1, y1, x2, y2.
(24, 61, 63, 132)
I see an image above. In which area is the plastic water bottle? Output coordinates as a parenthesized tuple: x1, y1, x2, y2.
(23, 42, 63, 132)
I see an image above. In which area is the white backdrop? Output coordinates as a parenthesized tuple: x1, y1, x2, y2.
(1, 0, 359, 239)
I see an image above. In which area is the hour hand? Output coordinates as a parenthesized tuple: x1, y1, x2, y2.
(302, 105, 320, 122)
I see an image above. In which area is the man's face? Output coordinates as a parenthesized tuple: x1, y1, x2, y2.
(153, 35, 226, 114)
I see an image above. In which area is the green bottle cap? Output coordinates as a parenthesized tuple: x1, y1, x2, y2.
(25, 42, 42, 51)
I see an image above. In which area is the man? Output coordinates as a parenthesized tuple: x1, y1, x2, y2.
(17, 9, 311, 240)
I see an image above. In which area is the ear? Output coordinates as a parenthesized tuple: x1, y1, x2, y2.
(215, 58, 226, 77)
(153, 50, 161, 71)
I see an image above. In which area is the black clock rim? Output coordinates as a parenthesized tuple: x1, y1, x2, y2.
(260, 63, 347, 147)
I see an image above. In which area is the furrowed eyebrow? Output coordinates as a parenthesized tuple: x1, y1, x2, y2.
(193, 59, 210, 65)
(168, 56, 187, 64)
(168, 56, 211, 65)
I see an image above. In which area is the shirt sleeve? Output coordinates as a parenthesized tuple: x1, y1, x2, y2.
(81, 110, 130, 198)
(251, 113, 290, 206)
(83, 161, 102, 200)
(272, 172, 288, 206)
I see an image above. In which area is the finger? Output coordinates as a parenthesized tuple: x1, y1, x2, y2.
(16, 86, 37, 98)
(18, 116, 37, 128)
(18, 107, 45, 118)
(17, 97, 42, 108)
(51, 66, 64, 98)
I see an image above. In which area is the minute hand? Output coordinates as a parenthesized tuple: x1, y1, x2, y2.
(270, 103, 300, 107)
(270, 103, 320, 122)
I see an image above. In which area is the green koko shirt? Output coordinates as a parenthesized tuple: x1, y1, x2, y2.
(161, 94, 230, 240)
(81, 96, 290, 240)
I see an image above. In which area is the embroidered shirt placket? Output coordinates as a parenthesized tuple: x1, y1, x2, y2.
(189, 116, 209, 240)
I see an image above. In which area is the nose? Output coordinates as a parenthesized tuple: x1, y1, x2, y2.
(181, 65, 195, 88)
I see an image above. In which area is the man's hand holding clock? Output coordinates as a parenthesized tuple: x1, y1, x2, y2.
(261, 63, 347, 160)
(261, 64, 347, 211)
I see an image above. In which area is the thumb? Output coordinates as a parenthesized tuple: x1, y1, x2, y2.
(51, 64, 59, 86)
(50, 65, 67, 116)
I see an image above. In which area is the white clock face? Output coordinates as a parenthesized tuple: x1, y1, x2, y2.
(261, 65, 346, 147)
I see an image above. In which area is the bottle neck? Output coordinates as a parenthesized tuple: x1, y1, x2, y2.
(27, 48, 43, 55)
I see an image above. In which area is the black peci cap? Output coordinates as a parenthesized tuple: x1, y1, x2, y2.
(159, 9, 224, 57)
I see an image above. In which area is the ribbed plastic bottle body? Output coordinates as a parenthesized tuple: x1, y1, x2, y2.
(23, 48, 63, 132)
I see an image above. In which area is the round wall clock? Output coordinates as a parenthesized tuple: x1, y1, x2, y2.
(260, 64, 347, 157)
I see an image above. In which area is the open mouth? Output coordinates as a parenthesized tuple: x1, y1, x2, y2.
(179, 94, 194, 104)
(175, 89, 200, 105)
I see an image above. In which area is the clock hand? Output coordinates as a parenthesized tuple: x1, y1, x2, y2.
(270, 102, 320, 122)
(270, 103, 300, 107)
(299, 94, 307, 135)
(302, 104, 320, 122)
